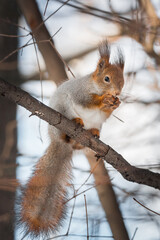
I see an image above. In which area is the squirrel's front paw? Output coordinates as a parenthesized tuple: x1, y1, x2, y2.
(72, 118, 84, 127)
(102, 95, 121, 109)
(88, 128, 100, 139)
(111, 96, 121, 109)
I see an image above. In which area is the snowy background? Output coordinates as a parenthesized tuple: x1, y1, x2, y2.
(15, 1, 160, 239)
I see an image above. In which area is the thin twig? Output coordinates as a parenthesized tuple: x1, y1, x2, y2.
(0, 36, 32, 64)
(112, 114, 124, 123)
(55, 0, 131, 24)
(66, 184, 98, 204)
(84, 195, 89, 240)
(131, 227, 138, 240)
(0, 33, 30, 38)
(76, 158, 102, 192)
(32, 36, 43, 143)
(44, 0, 50, 16)
(32, 37, 43, 101)
(49, 233, 113, 239)
(0, 18, 30, 33)
(133, 198, 160, 216)
(49, 40, 75, 78)
(0, 28, 62, 65)
(66, 193, 76, 235)
(34, 0, 71, 34)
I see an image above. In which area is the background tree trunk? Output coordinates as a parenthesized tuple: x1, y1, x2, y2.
(17, 0, 68, 84)
(85, 149, 129, 240)
(0, 0, 20, 239)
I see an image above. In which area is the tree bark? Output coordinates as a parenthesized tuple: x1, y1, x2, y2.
(0, 0, 20, 239)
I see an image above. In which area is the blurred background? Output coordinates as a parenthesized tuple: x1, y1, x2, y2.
(0, 0, 160, 239)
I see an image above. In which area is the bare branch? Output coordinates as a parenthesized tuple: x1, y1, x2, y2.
(17, 0, 68, 83)
(44, 0, 50, 16)
(55, 0, 131, 25)
(84, 195, 89, 240)
(0, 77, 160, 190)
(133, 198, 160, 216)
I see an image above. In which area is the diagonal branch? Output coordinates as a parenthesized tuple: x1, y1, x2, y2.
(0, 77, 160, 190)
(17, 0, 68, 83)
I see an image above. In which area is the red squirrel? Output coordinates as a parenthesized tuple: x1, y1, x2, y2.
(18, 41, 124, 238)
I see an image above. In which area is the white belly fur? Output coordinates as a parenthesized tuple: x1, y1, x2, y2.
(73, 104, 107, 130)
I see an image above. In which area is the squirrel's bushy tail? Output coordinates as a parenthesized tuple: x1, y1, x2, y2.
(18, 140, 73, 238)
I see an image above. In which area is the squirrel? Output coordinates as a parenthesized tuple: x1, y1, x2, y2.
(18, 41, 124, 239)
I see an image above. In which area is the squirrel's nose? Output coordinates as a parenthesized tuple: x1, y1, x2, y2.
(116, 91, 120, 96)
(113, 91, 120, 96)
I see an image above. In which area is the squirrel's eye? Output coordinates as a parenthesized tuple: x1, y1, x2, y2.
(104, 76, 110, 83)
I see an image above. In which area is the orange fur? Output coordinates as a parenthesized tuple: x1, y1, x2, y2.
(19, 141, 72, 238)
(85, 93, 121, 117)
(88, 128, 100, 138)
(72, 117, 84, 126)
(61, 133, 71, 143)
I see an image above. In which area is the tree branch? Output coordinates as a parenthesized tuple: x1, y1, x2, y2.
(17, 0, 68, 83)
(0, 77, 160, 190)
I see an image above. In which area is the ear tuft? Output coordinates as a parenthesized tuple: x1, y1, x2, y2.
(98, 40, 110, 59)
(115, 47, 125, 70)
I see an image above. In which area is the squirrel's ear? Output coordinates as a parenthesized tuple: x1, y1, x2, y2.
(116, 47, 125, 71)
(98, 40, 110, 63)
(98, 59, 105, 69)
